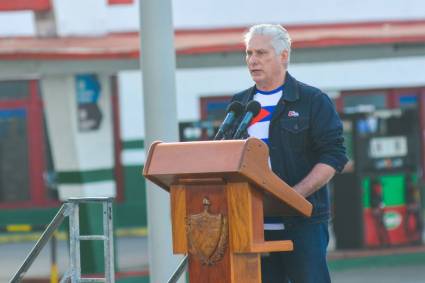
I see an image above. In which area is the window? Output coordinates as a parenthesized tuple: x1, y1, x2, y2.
(0, 80, 54, 207)
(0, 109, 30, 201)
(200, 95, 232, 121)
(342, 91, 387, 112)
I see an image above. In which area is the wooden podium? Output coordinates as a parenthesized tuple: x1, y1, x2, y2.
(143, 137, 312, 283)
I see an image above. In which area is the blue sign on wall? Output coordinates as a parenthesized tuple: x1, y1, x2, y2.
(75, 74, 103, 132)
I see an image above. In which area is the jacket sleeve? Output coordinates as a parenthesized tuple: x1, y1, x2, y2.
(310, 92, 348, 173)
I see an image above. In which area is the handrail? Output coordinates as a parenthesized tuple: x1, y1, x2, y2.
(167, 255, 188, 283)
(1, 224, 60, 283)
(9, 197, 115, 283)
(9, 203, 72, 283)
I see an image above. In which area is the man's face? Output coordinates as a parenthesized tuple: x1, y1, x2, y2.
(245, 34, 287, 90)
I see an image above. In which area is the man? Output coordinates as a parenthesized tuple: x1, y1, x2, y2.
(229, 24, 348, 283)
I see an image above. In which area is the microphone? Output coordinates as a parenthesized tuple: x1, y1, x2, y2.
(213, 101, 244, 140)
(232, 100, 261, 139)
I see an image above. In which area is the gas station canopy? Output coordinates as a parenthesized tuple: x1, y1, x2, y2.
(1, 20, 425, 60)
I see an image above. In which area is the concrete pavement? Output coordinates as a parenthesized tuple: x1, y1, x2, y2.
(0, 237, 148, 283)
(1, 236, 425, 283)
(332, 264, 425, 283)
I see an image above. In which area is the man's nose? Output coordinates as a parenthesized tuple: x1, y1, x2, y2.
(248, 55, 257, 65)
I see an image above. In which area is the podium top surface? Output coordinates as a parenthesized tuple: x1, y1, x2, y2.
(143, 138, 312, 217)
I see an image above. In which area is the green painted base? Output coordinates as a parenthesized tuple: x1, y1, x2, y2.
(117, 275, 149, 283)
(79, 203, 107, 274)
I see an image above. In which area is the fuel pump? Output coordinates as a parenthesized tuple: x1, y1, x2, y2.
(333, 108, 422, 249)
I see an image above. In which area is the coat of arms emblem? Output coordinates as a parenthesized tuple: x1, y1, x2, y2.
(186, 198, 228, 265)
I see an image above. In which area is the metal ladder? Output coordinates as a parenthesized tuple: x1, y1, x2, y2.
(63, 197, 115, 283)
(10, 197, 115, 283)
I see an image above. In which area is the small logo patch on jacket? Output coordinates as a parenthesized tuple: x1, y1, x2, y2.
(288, 110, 299, 117)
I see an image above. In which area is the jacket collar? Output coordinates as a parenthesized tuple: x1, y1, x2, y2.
(244, 72, 300, 103)
(282, 72, 299, 102)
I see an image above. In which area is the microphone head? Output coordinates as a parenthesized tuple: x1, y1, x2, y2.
(226, 101, 244, 117)
(245, 100, 261, 116)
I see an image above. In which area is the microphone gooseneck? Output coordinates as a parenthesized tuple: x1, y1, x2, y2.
(232, 100, 261, 139)
(213, 101, 244, 140)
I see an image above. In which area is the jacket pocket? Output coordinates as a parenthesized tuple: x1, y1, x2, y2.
(280, 117, 309, 151)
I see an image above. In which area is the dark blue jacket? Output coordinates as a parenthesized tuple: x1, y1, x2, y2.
(231, 72, 348, 222)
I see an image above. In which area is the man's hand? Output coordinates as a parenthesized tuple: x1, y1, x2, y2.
(292, 163, 336, 198)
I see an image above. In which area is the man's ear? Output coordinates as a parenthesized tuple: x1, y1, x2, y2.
(281, 50, 289, 64)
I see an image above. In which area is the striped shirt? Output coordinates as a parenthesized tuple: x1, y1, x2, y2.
(247, 86, 283, 144)
(247, 85, 285, 230)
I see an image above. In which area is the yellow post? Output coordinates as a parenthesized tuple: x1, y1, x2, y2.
(50, 232, 59, 283)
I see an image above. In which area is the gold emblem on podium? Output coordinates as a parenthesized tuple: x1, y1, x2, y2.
(186, 198, 228, 265)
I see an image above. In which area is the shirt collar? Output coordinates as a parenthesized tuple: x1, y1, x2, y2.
(246, 72, 299, 103)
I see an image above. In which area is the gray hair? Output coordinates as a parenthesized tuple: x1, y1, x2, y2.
(244, 24, 292, 64)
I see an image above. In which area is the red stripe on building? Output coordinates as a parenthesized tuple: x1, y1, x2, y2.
(111, 76, 125, 202)
(0, 0, 51, 11)
(27, 80, 46, 205)
(108, 0, 133, 5)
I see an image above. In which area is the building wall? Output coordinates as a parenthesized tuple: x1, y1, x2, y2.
(52, 0, 425, 34)
(173, 0, 425, 28)
(117, 72, 148, 231)
(41, 74, 117, 200)
(52, 0, 107, 36)
(0, 11, 34, 36)
(54, 0, 425, 34)
(1, 0, 425, 36)
(41, 75, 115, 171)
